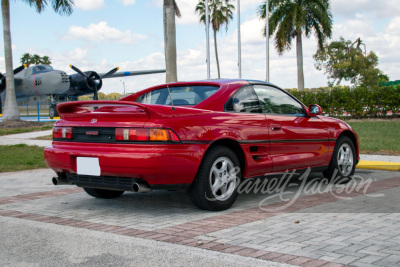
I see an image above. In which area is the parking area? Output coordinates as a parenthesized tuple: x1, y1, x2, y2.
(0, 168, 399, 266)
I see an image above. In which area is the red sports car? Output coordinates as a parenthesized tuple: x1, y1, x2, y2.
(45, 79, 359, 211)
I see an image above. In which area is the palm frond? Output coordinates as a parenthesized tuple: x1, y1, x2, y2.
(22, 0, 46, 13)
(52, 0, 74, 16)
(173, 0, 181, 18)
(21, 0, 74, 15)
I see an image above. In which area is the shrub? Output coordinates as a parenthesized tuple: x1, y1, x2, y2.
(288, 85, 399, 118)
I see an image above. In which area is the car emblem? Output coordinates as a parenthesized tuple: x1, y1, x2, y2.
(86, 131, 99, 136)
(90, 119, 97, 123)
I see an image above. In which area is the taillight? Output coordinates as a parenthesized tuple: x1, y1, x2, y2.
(115, 128, 149, 141)
(115, 128, 180, 142)
(53, 127, 72, 139)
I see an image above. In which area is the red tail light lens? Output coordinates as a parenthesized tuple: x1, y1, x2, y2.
(115, 128, 149, 141)
(115, 128, 180, 142)
(53, 127, 72, 139)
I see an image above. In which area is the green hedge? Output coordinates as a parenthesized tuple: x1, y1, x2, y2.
(288, 86, 400, 119)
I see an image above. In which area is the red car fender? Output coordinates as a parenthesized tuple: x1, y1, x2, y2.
(319, 116, 360, 162)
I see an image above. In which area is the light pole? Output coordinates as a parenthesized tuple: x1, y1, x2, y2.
(265, 0, 270, 82)
(238, 0, 242, 78)
(206, 0, 210, 79)
(120, 80, 126, 95)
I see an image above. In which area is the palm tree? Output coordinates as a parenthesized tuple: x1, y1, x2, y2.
(41, 56, 52, 65)
(1, 0, 73, 121)
(196, 0, 234, 79)
(258, 0, 333, 91)
(20, 53, 52, 66)
(163, 0, 181, 83)
(20, 53, 31, 66)
(31, 54, 42, 65)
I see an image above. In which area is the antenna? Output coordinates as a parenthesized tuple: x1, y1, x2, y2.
(167, 85, 175, 110)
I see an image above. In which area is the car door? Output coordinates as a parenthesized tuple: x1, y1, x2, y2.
(252, 84, 330, 172)
(224, 86, 273, 177)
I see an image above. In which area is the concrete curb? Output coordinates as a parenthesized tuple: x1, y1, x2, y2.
(356, 160, 400, 171)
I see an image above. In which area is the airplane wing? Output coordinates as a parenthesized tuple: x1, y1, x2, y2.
(99, 69, 166, 79)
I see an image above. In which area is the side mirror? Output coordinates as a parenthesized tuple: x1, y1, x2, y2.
(308, 104, 322, 116)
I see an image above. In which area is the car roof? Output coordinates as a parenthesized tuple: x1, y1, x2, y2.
(120, 79, 282, 110)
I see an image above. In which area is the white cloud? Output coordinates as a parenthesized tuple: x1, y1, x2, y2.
(102, 52, 166, 94)
(63, 21, 148, 45)
(12, 44, 17, 51)
(0, 57, 4, 73)
(152, 0, 162, 9)
(74, 0, 106, 10)
(118, 0, 135, 6)
(332, 0, 400, 19)
(149, 0, 260, 26)
(175, 0, 200, 25)
(240, 0, 264, 13)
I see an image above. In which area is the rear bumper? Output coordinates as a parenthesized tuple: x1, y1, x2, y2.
(44, 141, 207, 186)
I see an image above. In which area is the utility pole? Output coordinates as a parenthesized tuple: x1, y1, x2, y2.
(238, 0, 242, 78)
(206, 0, 210, 79)
(266, 0, 269, 82)
(120, 80, 126, 95)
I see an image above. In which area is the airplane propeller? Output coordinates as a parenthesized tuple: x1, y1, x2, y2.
(0, 65, 27, 114)
(0, 64, 27, 91)
(70, 65, 119, 100)
(13, 65, 26, 75)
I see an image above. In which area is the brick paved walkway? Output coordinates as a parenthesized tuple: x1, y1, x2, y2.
(0, 168, 399, 267)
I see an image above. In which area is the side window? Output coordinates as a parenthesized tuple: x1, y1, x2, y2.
(139, 90, 163, 104)
(135, 86, 219, 106)
(225, 86, 262, 113)
(253, 85, 305, 116)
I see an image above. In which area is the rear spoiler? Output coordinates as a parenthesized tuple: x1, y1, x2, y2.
(57, 101, 213, 119)
(57, 101, 149, 119)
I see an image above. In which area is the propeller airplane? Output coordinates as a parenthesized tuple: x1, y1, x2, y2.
(0, 64, 165, 118)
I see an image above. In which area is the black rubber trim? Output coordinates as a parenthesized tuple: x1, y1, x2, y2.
(67, 173, 135, 191)
(180, 140, 212, 145)
(66, 173, 190, 191)
(239, 139, 335, 144)
(239, 140, 269, 144)
(269, 139, 333, 143)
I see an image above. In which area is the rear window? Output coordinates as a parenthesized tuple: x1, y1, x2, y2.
(135, 86, 219, 106)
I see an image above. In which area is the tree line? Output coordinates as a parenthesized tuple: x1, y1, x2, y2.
(20, 53, 52, 67)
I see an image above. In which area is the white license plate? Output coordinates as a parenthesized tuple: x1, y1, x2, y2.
(76, 157, 101, 176)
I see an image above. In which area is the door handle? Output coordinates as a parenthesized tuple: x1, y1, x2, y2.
(271, 125, 281, 131)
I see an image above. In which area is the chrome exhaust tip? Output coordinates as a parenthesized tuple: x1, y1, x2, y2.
(132, 182, 152, 193)
(52, 175, 73, 185)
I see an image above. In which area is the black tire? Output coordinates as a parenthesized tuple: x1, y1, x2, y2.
(323, 136, 356, 180)
(188, 146, 241, 211)
(49, 105, 56, 119)
(83, 188, 124, 199)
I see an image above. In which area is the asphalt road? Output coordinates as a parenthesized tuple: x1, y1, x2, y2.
(0, 213, 288, 267)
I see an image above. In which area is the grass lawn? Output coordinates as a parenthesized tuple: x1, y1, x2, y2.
(35, 135, 52, 140)
(0, 121, 53, 136)
(347, 120, 400, 155)
(0, 144, 47, 172)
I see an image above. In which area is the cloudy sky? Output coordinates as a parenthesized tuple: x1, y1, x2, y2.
(1, 0, 399, 94)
